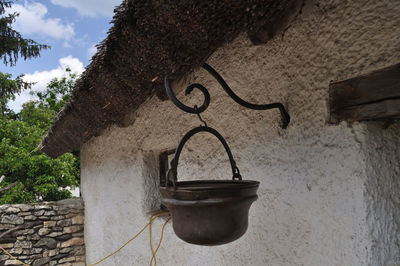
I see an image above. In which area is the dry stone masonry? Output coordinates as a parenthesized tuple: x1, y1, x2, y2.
(0, 198, 85, 266)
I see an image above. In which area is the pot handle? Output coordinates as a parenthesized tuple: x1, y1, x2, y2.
(166, 126, 242, 188)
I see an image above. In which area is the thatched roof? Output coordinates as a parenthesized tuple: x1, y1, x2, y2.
(40, 0, 294, 158)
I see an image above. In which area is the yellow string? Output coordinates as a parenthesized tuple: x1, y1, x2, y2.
(0, 246, 30, 266)
(150, 217, 171, 266)
(149, 211, 170, 265)
(149, 214, 156, 264)
(89, 211, 170, 266)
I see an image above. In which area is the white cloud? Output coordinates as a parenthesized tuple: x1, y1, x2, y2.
(87, 44, 97, 59)
(10, 2, 74, 40)
(50, 0, 122, 17)
(8, 56, 84, 112)
(63, 41, 72, 48)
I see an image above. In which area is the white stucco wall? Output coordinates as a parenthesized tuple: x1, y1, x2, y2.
(81, 0, 400, 265)
(363, 123, 400, 266)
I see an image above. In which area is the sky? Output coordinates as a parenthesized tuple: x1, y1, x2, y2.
(1, 0, 123, 111)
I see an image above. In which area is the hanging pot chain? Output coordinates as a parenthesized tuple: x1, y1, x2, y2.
(194, 105, 208, 127)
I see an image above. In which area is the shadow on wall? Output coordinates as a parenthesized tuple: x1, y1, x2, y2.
(363, 121, 400, 266)
(141, 151, 163, 214)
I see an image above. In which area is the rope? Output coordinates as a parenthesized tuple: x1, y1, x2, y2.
(0, 246, 30, 266)
(149, 217, 171, 266)
(149, 214, 156, 264)
(89, 211, 170, 266)
(150, 217, 171, 266)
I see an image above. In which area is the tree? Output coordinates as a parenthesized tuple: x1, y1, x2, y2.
(0, 70, 80, 204)
(0, 0, 76, 204)
(0, 0, 49, 66)
(0, 72, 32, 116)
(0, 0, 50, 114)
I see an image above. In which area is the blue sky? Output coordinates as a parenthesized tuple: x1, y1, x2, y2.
(1, 0, 122, 111)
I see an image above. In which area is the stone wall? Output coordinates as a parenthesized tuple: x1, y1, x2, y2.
(0, 198, 85, 266)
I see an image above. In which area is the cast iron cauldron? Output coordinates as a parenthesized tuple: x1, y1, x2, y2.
(160, 126, 259, 246)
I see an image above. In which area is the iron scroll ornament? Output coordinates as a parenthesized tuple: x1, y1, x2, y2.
(165, 63, 291, 128)
(166, 126, 242, 188)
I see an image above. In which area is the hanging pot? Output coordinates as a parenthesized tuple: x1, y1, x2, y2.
(160, 126, 259, 246)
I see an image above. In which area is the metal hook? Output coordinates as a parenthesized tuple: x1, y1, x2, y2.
(194, 105, 208, 127)
(233, 166, 241, 180)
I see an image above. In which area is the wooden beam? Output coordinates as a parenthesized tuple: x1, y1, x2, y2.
(159, 149, 175, 187)
(329, 63, 400, 123)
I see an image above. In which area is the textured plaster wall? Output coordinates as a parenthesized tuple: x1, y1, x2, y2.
(363, 123, 400, 266)
(81, 0, 400, 265)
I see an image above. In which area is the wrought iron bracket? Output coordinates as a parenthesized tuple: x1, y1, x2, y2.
(164, 63, 290, 128)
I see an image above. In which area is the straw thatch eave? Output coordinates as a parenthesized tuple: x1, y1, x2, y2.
(39, 0, 295, 158)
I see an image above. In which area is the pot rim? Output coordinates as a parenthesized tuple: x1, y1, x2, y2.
(161, 194, 258, 207)
(160, 179, 260, 192)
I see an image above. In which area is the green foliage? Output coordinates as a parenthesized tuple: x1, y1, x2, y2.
(0, 0, 46, 114)
(0, 72, 22, 98)
(0, 72, 32, 116)
(0, 1, 50, 66)
(33, 69, 76, 113)
(0, 1, 13, 13)
(0, 70, 80, 204)
(0, 1, 75, 204)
